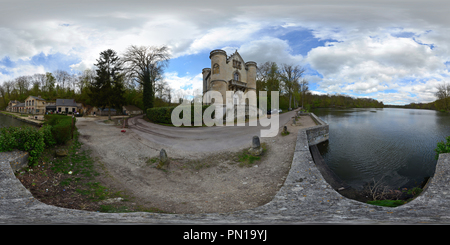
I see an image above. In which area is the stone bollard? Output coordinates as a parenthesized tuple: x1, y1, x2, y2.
(283, 126, 287, 134)
(156, 149, 169, 169)
(248, 136, 263, 156)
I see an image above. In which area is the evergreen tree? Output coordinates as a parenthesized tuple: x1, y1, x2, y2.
(89, 49, 126, 120)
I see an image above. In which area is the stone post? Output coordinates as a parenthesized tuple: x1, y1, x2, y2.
(248, 136, 263, 156)
(157, 149, 169, 169)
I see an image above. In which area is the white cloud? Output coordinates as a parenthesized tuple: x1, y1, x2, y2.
(306, 33, 448, 96)
(2, 0, 450, 105)
(238, 37, 304, 65)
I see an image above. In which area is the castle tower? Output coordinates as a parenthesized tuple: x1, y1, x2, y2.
(209, 49, 228, 104)
(202, 49, 257, 105)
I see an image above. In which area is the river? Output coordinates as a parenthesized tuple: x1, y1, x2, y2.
(0, 113, 36, 128)
(312, 107, 450, 190)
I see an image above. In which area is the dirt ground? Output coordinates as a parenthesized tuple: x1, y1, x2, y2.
(82, 113, 317, 214)
(16, 112, 318, 214)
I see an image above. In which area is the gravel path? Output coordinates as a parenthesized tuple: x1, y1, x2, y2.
(75, 111, 317, 214)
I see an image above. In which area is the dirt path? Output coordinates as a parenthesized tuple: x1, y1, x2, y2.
(76, 111, 317, 214)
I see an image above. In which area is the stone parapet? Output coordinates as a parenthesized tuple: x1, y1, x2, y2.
(1, 120, 450, 224)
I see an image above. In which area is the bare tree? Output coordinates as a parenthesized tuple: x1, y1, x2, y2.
(299, 79, 309, 109)
(3, 80, 13, 98)
(32, 74, 46, 93)
(79, 69, 96, 94)
(280, 64, 305, 110)
(122, 45, 170, 111)
(15, 76, 31, 97)
(435, 82, 450, 112)
(0, 83, 7, 107)
(54, 69, 71, 91)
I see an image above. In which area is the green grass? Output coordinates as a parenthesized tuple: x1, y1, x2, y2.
(367, 200, 406, 207)
(236, 142, 268, 167)
(47, 132, 127, 204)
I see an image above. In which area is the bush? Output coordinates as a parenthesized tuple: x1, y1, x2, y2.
(0, 126, 45, 165)
(52, 118, 76, 145)
(40, 124, 56, 148)
(44, 114, 76, 145)
(0, 126, 19, 152)
(435, 136, 450, 159)
(147, 105, 213, 125)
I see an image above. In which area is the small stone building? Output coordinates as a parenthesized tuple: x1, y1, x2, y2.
(11, 102, 25, 113)
(56, 99, 78, 114)
(25, 95, 46, 114)
(122, 105, 143, 115)
(6, 100, 20, 112)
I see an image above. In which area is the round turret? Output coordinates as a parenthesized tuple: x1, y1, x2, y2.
(246, 61, 257, 91)
(210, 49, 228, 104)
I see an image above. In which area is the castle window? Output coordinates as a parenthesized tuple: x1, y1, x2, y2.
(213, 64, 219, 74)
(234, 72, 239, 81)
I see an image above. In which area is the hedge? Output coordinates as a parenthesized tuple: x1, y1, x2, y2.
(0, 114, 77, 166)
(0, 126, 45, 165)
(44, 114, 76, 145)
(147, 105, 214, 125)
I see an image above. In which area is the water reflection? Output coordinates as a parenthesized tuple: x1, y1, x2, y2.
(0, 113, 33, 128)
(313, 108, 450, 190)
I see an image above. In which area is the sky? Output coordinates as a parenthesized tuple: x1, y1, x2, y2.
(1, 0, 450, 105)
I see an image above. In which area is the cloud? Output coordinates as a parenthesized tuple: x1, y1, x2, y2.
(306, 33, 448, 96)
(2, 0, 450, 105)
(237, 37, 304, 65)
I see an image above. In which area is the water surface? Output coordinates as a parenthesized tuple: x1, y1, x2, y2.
(313, 108, 450, 190)
(0, 113, 34, 128)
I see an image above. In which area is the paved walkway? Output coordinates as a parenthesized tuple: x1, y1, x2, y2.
(127, 112, 294, 153)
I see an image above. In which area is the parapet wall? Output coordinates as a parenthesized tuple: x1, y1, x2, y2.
(304, 112, 329, 146)
(1, 112, 450, 224)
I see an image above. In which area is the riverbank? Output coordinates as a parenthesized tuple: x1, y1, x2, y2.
(0, 111, 44, 126)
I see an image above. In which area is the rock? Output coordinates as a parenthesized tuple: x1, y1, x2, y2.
(156, 149, 169, 169)
(55, 149, 68, 157)
(252, 135, 260, 149)
(248, 136, 263, 156)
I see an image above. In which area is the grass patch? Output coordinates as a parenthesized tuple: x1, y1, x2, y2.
(146, 157, 159, 165)
(367, 200, 406, 207)
(281, 131, 290, 136)
(236, 142, 268, 167)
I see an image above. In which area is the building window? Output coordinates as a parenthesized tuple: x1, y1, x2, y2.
(213, 63, 219, 74)
(234, 72, 239, 81)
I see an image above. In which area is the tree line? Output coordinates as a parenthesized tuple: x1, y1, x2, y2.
(0, 45, 177, 118)
(255, 61, 384, 110)
(384, 83, 450, 113)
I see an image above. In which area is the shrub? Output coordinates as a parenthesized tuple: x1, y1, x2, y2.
(0, 126, 45, 165)
(52, 118, 76, 145)
(40, 124, 56, 148)
(0, 126, 19, 151)
(435, 136, 450, 159)
(44, 114, 76, 145)
(147, 105, 213, 125)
